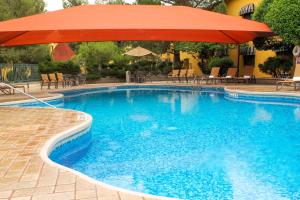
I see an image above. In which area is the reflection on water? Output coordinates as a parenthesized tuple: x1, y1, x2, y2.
(251, 105, 272, 124)
(129, 114, 151, 122)
(180, 92, 199, 114)
(158, 91, 201, 114)
(225, 154, 289, 200)
(209, 93, 220, 103)
(158, 92, 179, 112)
(294, 107, 300, 120)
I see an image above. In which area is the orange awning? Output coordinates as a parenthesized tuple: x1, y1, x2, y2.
(0, 5, 272, 46)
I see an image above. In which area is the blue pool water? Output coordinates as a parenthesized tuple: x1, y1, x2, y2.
(49, 87, 300, 200)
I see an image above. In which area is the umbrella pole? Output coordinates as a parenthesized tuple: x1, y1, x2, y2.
(237, 44, 240, 76)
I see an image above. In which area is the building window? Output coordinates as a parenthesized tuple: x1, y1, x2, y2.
(240, 3, 255, 19)
(240, 46, 255, 56)
(240, 46, 255, 67)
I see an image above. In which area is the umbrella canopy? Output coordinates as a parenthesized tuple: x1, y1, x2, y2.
(0, 5, 272, 46)
(124, 46, 158, 57)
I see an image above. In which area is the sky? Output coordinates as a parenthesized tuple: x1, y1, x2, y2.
(45, 0, 94, 11)
(45, 0, 134, 11)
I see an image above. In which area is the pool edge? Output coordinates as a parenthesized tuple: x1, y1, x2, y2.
(40, 110, 177, 200)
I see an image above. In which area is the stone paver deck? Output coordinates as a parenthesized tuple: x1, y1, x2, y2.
(0, 107, 156, 200)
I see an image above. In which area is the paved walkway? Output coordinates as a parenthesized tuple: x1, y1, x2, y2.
(0, 107, 155, 200)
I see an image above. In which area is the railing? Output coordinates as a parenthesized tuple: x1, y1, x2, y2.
(0, 82, 56, 108)
(0, 63, 40, 83)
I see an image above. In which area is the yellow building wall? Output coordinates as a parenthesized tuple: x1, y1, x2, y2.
(161, 52, 202, 76)
(227, 0, 277, 78)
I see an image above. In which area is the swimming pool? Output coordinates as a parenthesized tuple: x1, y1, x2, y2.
(47, 86, 300, 200)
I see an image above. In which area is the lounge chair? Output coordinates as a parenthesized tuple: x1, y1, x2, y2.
(204, 67, 220, 84)
(49, 73, 63, 89)
(41, 74, 51, 90)
(78, 74, 87, 85)
(237, 66, 256, 84)
(220, 68, 238, 83)
(56, 73, 67, 88)
(168, 69, 180, 82)
(276, 65, 300, 90)
(0, 85, 11, 94)
(0, 83, 26, 95)
(178, 68, 188, 82)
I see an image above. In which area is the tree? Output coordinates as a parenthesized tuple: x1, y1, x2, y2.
(77, 42, 119, 71)
(0, 0, 50, 64)
(252, 0, 293, 51)
(208, 56, 234, 76)
(96, 0, 126, 4)
(135, 0, 161, 5)
(258, 56, 293, 78)
(265, 0, 300, 45)
(62, 0, 88, 8)
(0, 0, 45, 20)
(159, 0, 222, 8)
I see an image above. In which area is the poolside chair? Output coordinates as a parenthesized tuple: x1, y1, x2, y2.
(49, 73, 64, 89)
(220, 68, 238, 83)
(178, 68, 188, 82)
(204, 67, 220, 84)
(0, 84, 26, 95)
(41, 74, 51, 90)
(56, 73, 67, 88)
(276, 65, 300, 91)
(78, 74, 87, 85)
(168, 69, 180, 82)
(0, 84, 13, 94)
(237, 66, 256, 84)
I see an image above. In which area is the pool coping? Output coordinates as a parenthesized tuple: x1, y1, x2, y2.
(224, 87, 300, 97)
(0, 93, 64, 106)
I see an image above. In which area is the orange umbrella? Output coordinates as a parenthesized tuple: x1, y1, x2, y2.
(0, 5, 272, 46)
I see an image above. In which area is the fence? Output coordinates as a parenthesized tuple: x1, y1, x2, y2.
(0, 63, 40, 84)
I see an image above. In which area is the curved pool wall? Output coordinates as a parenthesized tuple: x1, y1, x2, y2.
(225, 88, 300, 105)
(3, 85, 300, 200)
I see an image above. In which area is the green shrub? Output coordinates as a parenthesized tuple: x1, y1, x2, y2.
(258, 56, 293, 78)
(158, 61, 173, 75)
(6, 70, 15, 82)
(86, 72, 101, 80)
(208, 57, 234, 76)
(38, 60, 80, 75)
(265, 0, 300, 45)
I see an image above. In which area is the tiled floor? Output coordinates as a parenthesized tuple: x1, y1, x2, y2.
(0, 83, 299, 200)
(0, 107, 156, 200)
